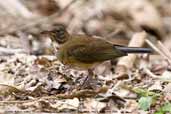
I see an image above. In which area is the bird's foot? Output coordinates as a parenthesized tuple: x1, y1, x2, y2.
(80, 75, 93, 89)
(79, 75, 100, 90)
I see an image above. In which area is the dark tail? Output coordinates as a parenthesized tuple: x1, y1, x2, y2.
(114, 45, 153, 53)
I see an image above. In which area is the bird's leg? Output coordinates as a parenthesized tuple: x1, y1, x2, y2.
(88, 68, 94, 77)
(80, 69, 94, 89)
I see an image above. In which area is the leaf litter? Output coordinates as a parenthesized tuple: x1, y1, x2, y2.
(0, 0, 171, 113)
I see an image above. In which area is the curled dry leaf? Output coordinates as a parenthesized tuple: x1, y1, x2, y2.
(0, 71, 14, 86)
(125, 100, 139, 113)
(35, 57, 52, 67)
(148, 81, 162, 91)
(0, 84, 23, 97)
(84, 98, 106, 112)
(51, 98, 79, 111)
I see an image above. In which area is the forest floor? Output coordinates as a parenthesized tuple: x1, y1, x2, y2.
(0, 0, 171, 113)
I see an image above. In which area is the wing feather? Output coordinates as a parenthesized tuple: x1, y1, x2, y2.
(67, 38, 126, 63)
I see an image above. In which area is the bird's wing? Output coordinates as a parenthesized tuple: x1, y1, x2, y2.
(68, 38, 126, 63)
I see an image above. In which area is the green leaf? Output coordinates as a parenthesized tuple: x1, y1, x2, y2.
(138, 96, 152, 111)
(154, 112, 163, 114)
(155, 102, 171, 114)
(161, 102, 171, 112)
(132, 87, 160, 97)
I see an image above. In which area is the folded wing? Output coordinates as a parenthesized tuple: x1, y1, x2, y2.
(68, 39, 126, 63)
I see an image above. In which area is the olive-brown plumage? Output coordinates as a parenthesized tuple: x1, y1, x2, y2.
(42, 24, 152, 69)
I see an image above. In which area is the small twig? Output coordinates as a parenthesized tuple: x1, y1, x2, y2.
(0, 87, 108, 105)
(146, 39, 171, 64)
(144, 68, 171, 82)
(157, 41, 171, 60)
(54, 86, 108, 99)
(143, 68, 160, 79)
(0, 100, 35, 104)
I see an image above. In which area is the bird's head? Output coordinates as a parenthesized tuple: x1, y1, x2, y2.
(41, 24, 69, 44)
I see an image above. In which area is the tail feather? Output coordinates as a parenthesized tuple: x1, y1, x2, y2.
(114, 45, 153, 53)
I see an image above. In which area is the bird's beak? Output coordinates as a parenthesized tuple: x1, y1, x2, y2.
(41, 30, 56, 43)
(40, 31, 51, 36)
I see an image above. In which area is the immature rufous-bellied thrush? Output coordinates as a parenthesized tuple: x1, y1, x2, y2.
(42, 24, 152, 87)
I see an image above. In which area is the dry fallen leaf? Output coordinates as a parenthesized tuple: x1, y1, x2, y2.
(84, 98, 106, 112)
(51, 98, 79, 111)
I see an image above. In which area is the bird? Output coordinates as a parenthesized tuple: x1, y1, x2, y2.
(41, 24, 152, 87)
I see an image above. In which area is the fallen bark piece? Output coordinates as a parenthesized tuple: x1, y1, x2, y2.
(115, 32, 147, 78)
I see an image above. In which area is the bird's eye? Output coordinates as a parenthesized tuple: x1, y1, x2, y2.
(56, 28, 61, 32)
(59, 30, 64, 35)
(53, 29, 65, 39)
